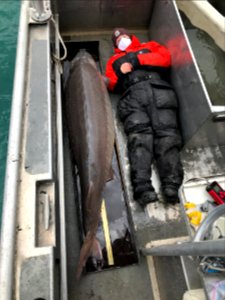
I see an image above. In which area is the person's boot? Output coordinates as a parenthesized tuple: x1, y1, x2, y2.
(163, 186, 179, 204)
(136, 190, 159, 206)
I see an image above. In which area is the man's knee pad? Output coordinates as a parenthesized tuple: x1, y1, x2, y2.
(128, 132, 153, 151)
(124, 112, 151, 135)
(155, 133, 182, 153)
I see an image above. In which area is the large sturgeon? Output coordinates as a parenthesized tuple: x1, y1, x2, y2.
(65, 50, 115, 279)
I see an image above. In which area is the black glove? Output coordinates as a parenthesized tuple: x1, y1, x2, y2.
(128, 49, 151, 68)
(125, 52, 140, 69)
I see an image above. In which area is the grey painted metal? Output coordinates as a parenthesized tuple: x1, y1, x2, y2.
(18, 21, 56, 298)
(0, 2, 29, 299)
(141, 239, 225, 257)
(0, 5, 56, 298)
(56, 0, 154, 34)
(149, 0, 225, 148)
(25, 37, 52, 174)
(180, 256, 202, 290)
(25, 39, 52, 175)
(194, 204, 225, 242)
(181, 146, 225, 183)
(15, 20, 56, 299)
(141, 200, 225, 257)
(20, 254, 53, 300)
(54, 15, 68, 300)
(31, 0, 52, 23)
(183, 115, 225, 149)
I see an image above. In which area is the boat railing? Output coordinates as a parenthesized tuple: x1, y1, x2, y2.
(0, 1, 66, 300)
(0, 1, 29, 299)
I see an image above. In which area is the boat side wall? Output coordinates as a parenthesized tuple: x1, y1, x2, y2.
(55, 0, 154, 34)
(149, 0, 225, 148)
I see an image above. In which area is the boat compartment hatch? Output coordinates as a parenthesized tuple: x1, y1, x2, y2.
(35, 180, 56, 248)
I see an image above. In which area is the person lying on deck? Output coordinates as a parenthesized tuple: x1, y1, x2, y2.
(104, 28, 184, 207)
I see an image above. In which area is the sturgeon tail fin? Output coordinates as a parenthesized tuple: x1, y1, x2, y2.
(76, 236, 103, 280)
(76, 182, 103, 280)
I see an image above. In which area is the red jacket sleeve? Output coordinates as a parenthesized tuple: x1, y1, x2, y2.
(137, 41, 171, 68)
(105, 56, 119, 92)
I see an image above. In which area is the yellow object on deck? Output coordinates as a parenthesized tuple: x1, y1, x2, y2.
(101, 199, 114, 266)
(187, 210, 202, 226)
(184, 202, 196, 209)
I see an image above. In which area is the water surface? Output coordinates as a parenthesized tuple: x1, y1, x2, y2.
(180, 11, 225, 106)
(0, 1, 20, 218)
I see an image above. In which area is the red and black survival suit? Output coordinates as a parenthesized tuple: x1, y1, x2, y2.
(105, 35, 183, 201)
